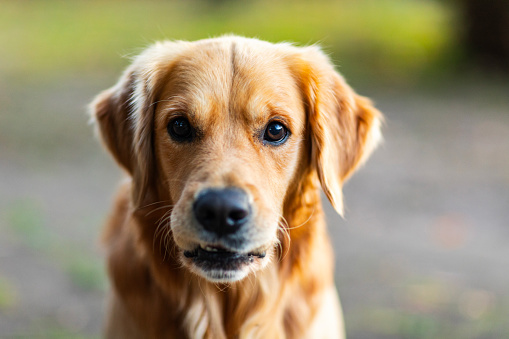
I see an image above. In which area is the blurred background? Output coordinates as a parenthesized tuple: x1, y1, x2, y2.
(1, 0, 508, 338)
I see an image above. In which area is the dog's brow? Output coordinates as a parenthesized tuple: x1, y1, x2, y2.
(151, 97, 185, 109)
(158, 96, 196, 116)
(245, 95, 294, 123)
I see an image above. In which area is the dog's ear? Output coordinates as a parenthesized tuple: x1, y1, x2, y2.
(90, 67, 155, 207)
(90, 72, 137, 174)
(90, 43, 182, 207)
(296, 47, 383, 216)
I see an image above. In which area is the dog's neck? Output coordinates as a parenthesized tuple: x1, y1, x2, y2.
(106, 172, 334, 338)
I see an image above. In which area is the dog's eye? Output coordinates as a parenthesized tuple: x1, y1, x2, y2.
(168, 117, 194, 142)
(263, 121, 289, 144)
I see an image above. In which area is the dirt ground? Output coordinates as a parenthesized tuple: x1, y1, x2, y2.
(1, 77, 508, 338)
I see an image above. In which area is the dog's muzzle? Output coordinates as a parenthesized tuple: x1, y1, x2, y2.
(181, 187, 269, 281)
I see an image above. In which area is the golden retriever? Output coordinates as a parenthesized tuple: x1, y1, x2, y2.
(90, 35, 382, 339)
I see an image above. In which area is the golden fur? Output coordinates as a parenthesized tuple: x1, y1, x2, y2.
(90, 36, 382, 339)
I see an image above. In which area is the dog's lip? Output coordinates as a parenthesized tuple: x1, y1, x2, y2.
(183, 244, 267, 259)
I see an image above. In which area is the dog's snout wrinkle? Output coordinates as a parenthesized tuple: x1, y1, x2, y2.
(193, 188, 251, 236)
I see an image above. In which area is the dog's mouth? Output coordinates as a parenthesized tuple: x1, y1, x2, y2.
(182, 244, 268, 282)
(184, 245, 266, 266)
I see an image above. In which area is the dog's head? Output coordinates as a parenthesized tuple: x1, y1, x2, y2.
(91, 36, 382, 283)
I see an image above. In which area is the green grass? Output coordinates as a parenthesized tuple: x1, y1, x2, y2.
(59, 251, 107, 291)
(6, 200, 51, 251)
(345, 277, 509, 339)
(13, 320, 101, 339)
(0, 276, 18, 309)
(0, 0, 455, 85)
(5, 199, 107, 292)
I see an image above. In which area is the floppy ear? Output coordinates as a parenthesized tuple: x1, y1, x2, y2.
(90, 72, 137, 174)
(90, 67, 156, 207)
(90, 41, 189, 207)
(298, 47, 383, 216)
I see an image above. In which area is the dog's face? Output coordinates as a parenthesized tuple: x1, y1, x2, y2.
(153, 43, 306, 281)
(91, 37, 382, 283)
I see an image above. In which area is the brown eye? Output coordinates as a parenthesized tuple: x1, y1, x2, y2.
(263, 121, 289, 144)
(168, 117, 194, 142)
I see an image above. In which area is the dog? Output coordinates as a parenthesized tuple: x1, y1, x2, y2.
(90, 35, 382, 339)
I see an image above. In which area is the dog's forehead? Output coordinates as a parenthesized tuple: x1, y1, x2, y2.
(159, 39, 303, 123)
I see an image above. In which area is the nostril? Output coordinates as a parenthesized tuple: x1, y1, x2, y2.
(226, 208, 249, 226)
(196, 207, 217, 225)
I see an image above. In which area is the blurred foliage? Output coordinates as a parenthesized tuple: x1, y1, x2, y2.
(6, 200, 51, 251)
(345, 276, 509, 339)
(22, 321, 100, 339)
(6, 199, 107, 292)
(0, 0, 455, 86)
(60, 253, 107, 291)
(0, 276, 18, 309)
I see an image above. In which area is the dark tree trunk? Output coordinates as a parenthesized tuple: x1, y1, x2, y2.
(460, 0, 509, 70)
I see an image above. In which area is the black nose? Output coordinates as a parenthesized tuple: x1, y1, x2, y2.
(193, 188, 251, 236)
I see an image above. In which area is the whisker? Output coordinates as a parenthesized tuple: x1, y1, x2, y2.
(149, 203, 174, 260)
(136, 199, 173, 211)
(198, 278, 206, 298)
(156, 207, 174, 226)
(246, 268, 256, 289)
(160, 217, 174, 259)
(153, 213, 172, 256)
(214, 283, 229, 293)
(285, 207, 316, 230)
(276, 220, 291, 262)
(146, 204, 175, 217)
